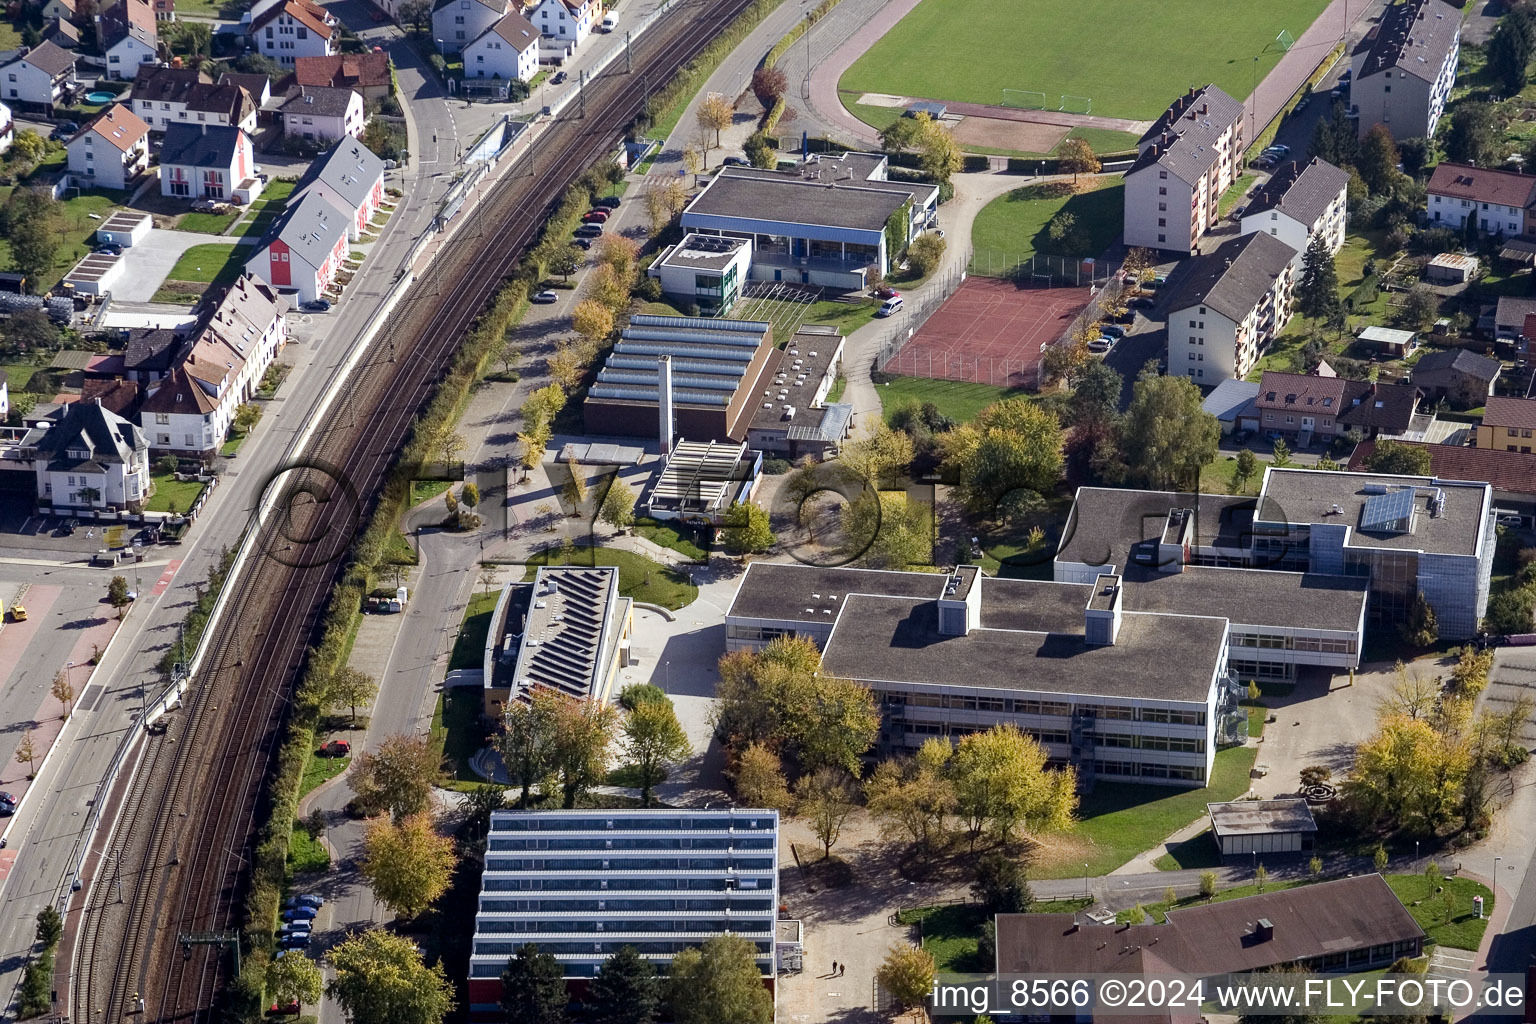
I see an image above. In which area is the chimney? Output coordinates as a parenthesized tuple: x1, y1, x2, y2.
(657, 354, 674, 456)
(1085, 574, 1123, 645)
(1253, 918, 1274, 942)
(1200, 102, 1208, 115)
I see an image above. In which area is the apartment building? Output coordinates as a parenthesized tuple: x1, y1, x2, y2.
(158, 122, 260, 203)
(278, 85, 365, 143)
(1238, 157, 1350, 269)
(131, 67, 258, 133)
(469, 809, 779, 1016)
(1476, 395, 1536, 451)
(432, 0, 510, 53)
(66, 104, 149, 190)
(1164, 232, 1296, 384)
(1350, 0, 1460, 141)
(1426, 162, 1536, 235)
(463, 11, 540, 84)
(1123, 85, 1245, 254)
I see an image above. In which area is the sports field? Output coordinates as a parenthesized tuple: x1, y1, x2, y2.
(840, 0, 1331, 121)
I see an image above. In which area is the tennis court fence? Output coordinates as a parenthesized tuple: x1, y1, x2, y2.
(968, 250, 1120, 287)
(871, 258, 970, 374)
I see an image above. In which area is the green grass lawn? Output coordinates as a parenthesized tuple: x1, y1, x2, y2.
(970, 180, 1124, 277)
(1384, 874, 1493, 950)
(896, 899, 1095, 971)
(144, 471, 207, 514)
(1199, 453, 1270, 496)
(449, 590, 500, 671)
(522, 546, 698, 610)
(231, 180, 296, 238)
(432, 687, 486, 782)
(298, 751, 349, 800)
(0, 20, 21, 49)
(287, 825, 329, 873)
(411, 479, 453, 506)
(633, 517, 709, 561)
(1219, 173, 1258, 217)
(1035, 744, 1258, 878)
(176, 210, 240, 234)
(840, 0, 1331, 120)
(0, 191, 121, 293)
(166, 243, 244, 283)
(0, 362, 40, 393)
(878, 376, 1032, 424)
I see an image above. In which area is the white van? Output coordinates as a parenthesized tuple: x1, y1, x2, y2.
(602, 10, 619, 30)
(876, 296, 903, 317)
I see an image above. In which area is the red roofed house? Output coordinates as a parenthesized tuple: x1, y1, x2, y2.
(293, 52, 392, 102)
(153, 0, 175, 20)
(245, 190, 348, 303)
(1476, 395, 1536, 452)
(250, 0, 336, 66)
(66, 104, 150, 189)
(1427, 162, 1536, 236)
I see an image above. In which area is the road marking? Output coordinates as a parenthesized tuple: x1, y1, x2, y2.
(151, 559, 183, 596)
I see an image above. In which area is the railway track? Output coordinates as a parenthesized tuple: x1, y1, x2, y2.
(69, 0, 761, 1018)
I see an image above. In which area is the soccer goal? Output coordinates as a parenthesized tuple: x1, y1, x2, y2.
(1059, 95, 1093, 115)
(1002, 89, 1047, 110)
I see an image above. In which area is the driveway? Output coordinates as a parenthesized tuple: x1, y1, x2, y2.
(111, 228, 255, 303)
(1249, 662, 1402, 799)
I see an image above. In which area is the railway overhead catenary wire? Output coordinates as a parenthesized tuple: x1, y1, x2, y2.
(68, 0, 760, 1018)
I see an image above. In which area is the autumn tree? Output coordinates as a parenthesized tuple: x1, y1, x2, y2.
(841, 490, 932, 570)
(233, 401, 262, 435)
(864, 741, 956, 850)
(1120, 371, 1220, 489)
(721, 500, 775, 554)
(797, 767, 858, 857)
(1380, 661, 1439, 721)
(696, 93, 734, 151)
(877, 944, 936, 1012)
(548, 242, 583, 282)
(51, 670, 75, 718)
(499, 944, 568, 1024)
(328, 931, 455, 1024)
(353, 734, 442, 820)
(731, 742, 792, 810)
(599, 477, 637, 530)
(908, 232, 946, 275)
(361, 813, 455, 919)
(572, 299, 615, 345)
(1402, 591, 1439, 647)
(1057, 137, 1100, 184)
(327, 666, 379, 724)
(517, 420, 552, 480)
(941, 398, 1064, 515)
(550, 693, 619, 807)
(267, 952, 323, 1008)
(668, 934, 773, 1024)
(1358, 124, 1401, 195)
(934, 724, 1077, 848)
(499, 690, 559, 806)
(751, 65, 787, 107)
(1343, 713, 1468, 834)
(14, 731, 37, 777)
(623, 695, 692, 805)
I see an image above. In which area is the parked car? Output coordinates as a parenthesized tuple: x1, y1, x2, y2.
(873, 285, 900, 300)
(1292, 95, 1310, 114)
(595, 196, 621, 209)
(573, 238, 593, 250)
(722, 156, 749, 166)
(1099, 323, 1126, 339)
(875, 296, 904, 317)
(269, 998, 302, 1016)
(301, 299, 331, 312)
(191, 199, 229, 214)
(285, 894, 325, 910)
(533, 290, 559, 304)
(1129, 296, 1154, 310)
(50, 121, 79, 140)
(279, 932, 311, 950)
(582, 210, 609, 223)
(281, 906, 318, 922)
(574, 224, 603, 238)
(1088, 339, 1111, 353)
(278, 922, 311, 937)
(0, 792, 16, 816)
(552, 71, 567, 85)
(57, 517, 78, 536)
(1265, 144, 1291, 158)
(318, 739, 351, 757)
(95, 243, 122, 256)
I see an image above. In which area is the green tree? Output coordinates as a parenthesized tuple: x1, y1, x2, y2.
(1295, 236, 1342, 321)
(908, 231, 946, 275)
(599, 478, 637, 530)
(944, 724, 1077, 848)
(1255, 863, 1269, 891)
(879, 115, 926, 155)
(1444, 102, 1503, 167)
(588, 945, 661, 1024)
(877, 944, 936, 1012)
(1402, 592, 1439, 647)
(1363, 439, 1432, 476)
(550, 692, 619, 807)
(1329, 99, 1359, 166)
(788, 673, 879, 776)
(327, 930, 455, 1024)
(1, 306, 60, 355)
(267, 952, 324, 1007)
(840, 490, 932, 570)
(796, 766, 858, 857)
(1343, 714, 1466, 834)
(1309, 855, 1324, 878)
(34, 906, 62, 948)
(731, 741, 792, 810)
(1069, 358, 1123, 427)
(668, 934, 774, 1024)
(721, 500, 775, 554)
(397, 0, 431, 31)
(352, 734, 442, 820)
(1233, 448, 1258, 491)
(1374, 844, 1390, 872)
(107, 574, 132, 618)
(1271, 439, 1293, 468)
(461, 481, 480, 507)
(1120, 372, 1220, 489)
(1057, 137, 1100, 184)
(326, 666, 379, 723)
(622, 696, 691, 806)
(549, 243, 583, 282)
(941, 398, 1064, 515)
(233, 402, 262, 435)
(499, 944, 568, 1024)
(1488, 17, 1533, 94)
(864, 745, 956, 850)
(1126, 903, 1147, 923)
(1396, 285, 1440, 332)
(971, 851, 1033, 913)
(1199, 870, 1218, 900)
(7, 208, 58, 290)
(743, 131, 776, 169)
(500, 691, 559, 806)
(360, 813, 456, 919)
(1357, 124, 1402, 196)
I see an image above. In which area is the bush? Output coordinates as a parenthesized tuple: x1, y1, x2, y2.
(17, 949, 53, 1018)
(762, 457, 792, 474)
(1345, 274, 1380, 312)
(963, 155, 989, 173)
(635, 276, 663, 301)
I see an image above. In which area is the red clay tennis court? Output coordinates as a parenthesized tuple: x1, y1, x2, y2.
(882, 277, 1092, 388)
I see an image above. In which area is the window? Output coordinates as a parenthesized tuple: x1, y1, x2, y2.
(1286, 416, 1294, 424)
(1159, 170, 1167, 179)
(1158, 218, 1166, 226)
(1158, 187, 1167, 196)
(1158, 202, 1166, 211)
(1157, 233, 1166, 242)
(155, 413, 170, 425)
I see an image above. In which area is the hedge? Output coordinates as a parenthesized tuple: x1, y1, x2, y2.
(1006, 151, 1136, 175)
(962, 154, 989, 173)
(763, 0, 841, 69)
(637, 0, 789, 137)
(1346, 273, 1380, 312)
(763, 133, 853, 155)
(761, 95, 787, 136)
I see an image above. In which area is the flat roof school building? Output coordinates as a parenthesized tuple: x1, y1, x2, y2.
(469, 809, 780, 1016)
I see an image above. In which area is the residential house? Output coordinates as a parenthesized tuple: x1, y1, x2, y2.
(0, 100, 12, 155)
(1336, 378, 1422, 438)
(159, 121, 260, 202)
(997, 875, 1424, 991)
(1426, 162, 1536, 235)
(217, 72, 272, 108)
(44, 18, 80, 49)
(463, 11, 539, 84)
(131, 67, 258, 133)
(1238, 157, 1350, 268)
(29, 399, 151, 511)
(2, 42, 76, 112)
(301, 138, 386, 239)
(245, 189, 349, 302)
(278, 85, 364, 142)
(78, 378, 139, 418)
(1200, 378, 1261, 434)
(293, 52, 392, 102)
(531, 0, 598, 50)
(1164, 232, 1297, 384)
(153, 0, 175, 19)
(1349, 437, 1536, 529)
(1350, 0, 1460, 141)
(431, 0, 509, 53)
(102, 18, 157, 80)
(120, 327, 190, 383)
(1254, 370, 1420, 442)
(1123, 85, 1246, 254)
(1409, 348, 1501, 408)
(66, 104, 149, 190)
(41, 0, 78, 22)
(1476, 395, 1536, 451)
(1494, 295, 1536, 344)
(250, 0, 336, 66)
